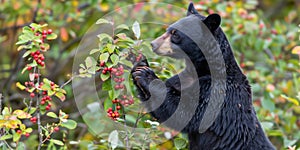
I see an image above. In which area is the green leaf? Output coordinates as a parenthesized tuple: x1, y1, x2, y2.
(174, 138, 187, 149)
(47, 112, 58, 118)
(13, 132, 21, 142)
(110, 54, 119, 65)
(108, 130, 119, 150)
(22, 50, 32, 58)
(132, 21, 140, 39)
(116, 24, 129, 31)
(16, 39, 29, 45)
(96, 19, 110, 25)
(99, 52, 109, 62)
(107, 43, 116, 54)
(50, 139, 64, 146)
(55, 92, 66, 102)
(101, 73, 110, 81)
(85, 56, 96, 69)
(120, 59, 133, 68)
(0, 134, 12, 140)
(47, 33, 57, 40)
(90, 48, 100, 54)
(97, 33, 113, 42)
(16, 82, 26, 90)
(261, 99, 275, 112)
(61, 119, 77, 130)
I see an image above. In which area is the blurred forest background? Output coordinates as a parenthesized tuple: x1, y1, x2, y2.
(0, 0, 299, 149)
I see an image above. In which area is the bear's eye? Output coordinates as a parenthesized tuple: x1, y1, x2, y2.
(170, 30, 181, 43)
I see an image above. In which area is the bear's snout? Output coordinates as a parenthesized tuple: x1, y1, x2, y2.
(151, 33, 173, 56)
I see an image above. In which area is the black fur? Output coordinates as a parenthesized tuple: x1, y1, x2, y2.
(131, 3, 275, 150)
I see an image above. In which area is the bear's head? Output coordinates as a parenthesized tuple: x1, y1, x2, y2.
(151, 3, 240, 77)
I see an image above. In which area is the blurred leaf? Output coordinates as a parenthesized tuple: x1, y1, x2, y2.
(292, 46, 300, 55)
(101, 73, 110, 81)
(116, 24, 129, 31)
(47, 112, 58, 118)
(261, 99, 275, 112)
(110, 54, 119, 65)
(281, 94, 299, 106)
(61, 119, 77, 130)
(99, 52, 109, 62)
(13, 110, 31, 119)
(0, 134, 12, 140)
(60, 27, 69, 42)
(132, 21, 140, 39)
(50, 139, 64, 146)
(16, 82, 26, 90)
(174, 138, 187, 149)
(108, 130, 119, 150)
(47, 33, 57, 40)
(96, 18, 110, 25)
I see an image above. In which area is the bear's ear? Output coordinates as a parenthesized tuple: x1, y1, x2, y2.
(187, 2, 199, 16)
(203, 14, 221, 31)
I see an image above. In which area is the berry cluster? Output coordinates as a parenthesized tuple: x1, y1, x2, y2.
(41, 91, 52, 111)
(112, 65, 125, 90)
(31, 27, 53, 43)
(106, 95, 135, 120)
(30, 50, 45, 67)
(16, 129, 30, 137)
(119, 95, 134, 107)
(30, 116, 37, 124)
(107, 107, 120, 120)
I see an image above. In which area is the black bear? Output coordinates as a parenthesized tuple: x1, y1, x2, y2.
(131, 3, 275, 150)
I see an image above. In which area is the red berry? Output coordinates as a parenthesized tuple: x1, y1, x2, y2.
(104, 67, 108, 71)
(25, 82, 29, 86)
(115, 113, 120, 117)
(119, 84, 124, 89)
(27, 66, 32, 71)
(100, 61, 105, 67)
(40, 45, 45, 50)
(54, 127, 59, 132)
(31, 27, 35, 31)
(42, 30, 47, 35)
(114, 84, 120, 89)
(122, 95, 127, 99)
(17, 130, 22, 134)
(102, 70, 107, 74)
(108, 67, 112, 72)
(45, 105, 51, 110)
(30, 93, 35, 98)
(47, 29, 53, 34)
(40, 61, 45, 67)
(25, 133, 30, 137)
(116, 105, 121, 110)
(31, 52, 35, 56)
(37, 59, 42, 64)
(50, 82, 55, 86)
(35, 32, 40, 36)
(40, 100, 45, 105)
(107, 107, 113, 113)
(114, 78, 119, 82)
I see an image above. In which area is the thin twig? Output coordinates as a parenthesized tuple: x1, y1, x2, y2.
(37, 69, 43, 150)
(0, 93, 3, 113)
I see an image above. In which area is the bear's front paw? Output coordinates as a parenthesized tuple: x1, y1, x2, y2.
(132, 65, 158, 99)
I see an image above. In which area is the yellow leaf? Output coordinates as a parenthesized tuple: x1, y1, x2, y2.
(281, 94, 299, 106)
(292, 46, 300, 55)
(16, 82, 26, 90)
(13, 110, 31, 119)
(100, 3, 109, 12)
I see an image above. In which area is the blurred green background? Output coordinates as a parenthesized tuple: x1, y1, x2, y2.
(0, 0, 299, 149)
